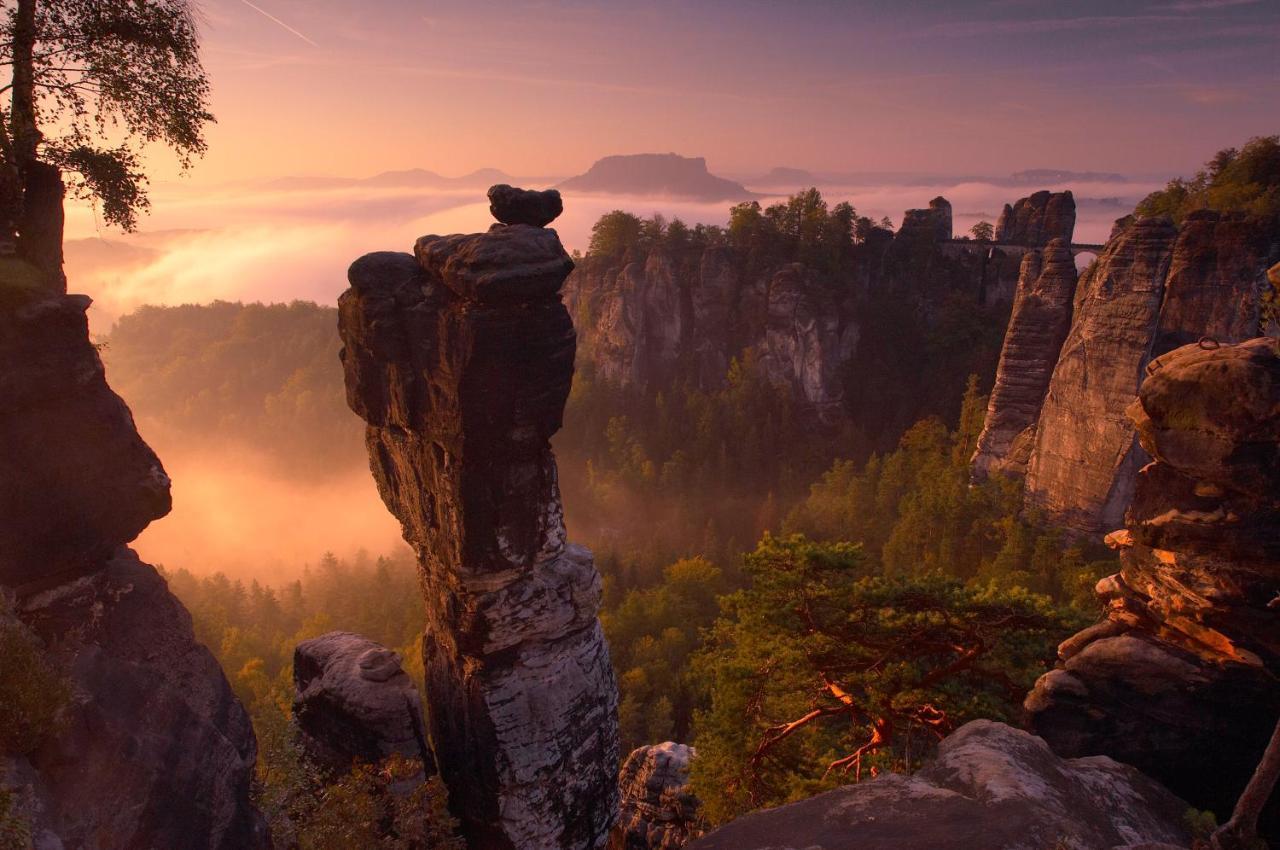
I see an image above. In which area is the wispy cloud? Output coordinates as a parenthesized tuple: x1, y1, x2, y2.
(236, 0, 318, 47)
(932, 13, 1184, 37)
(1159, 0, 1261, 12)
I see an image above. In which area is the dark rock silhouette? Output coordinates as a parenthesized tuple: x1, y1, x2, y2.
(0, 286, 266, 849)
(995, 190, 1076, 246)
(293, 631, 432, 775)
(900, 196, 953, 241)
(558, 153, 752, 202)
(0, 291, 170, 591)
(487, 183, 563, 227)
(1026, 337, 1280, 836)
(339, 220, 619, 848)
(611, 743, 703, 850)
(690, 721, 1190, 850)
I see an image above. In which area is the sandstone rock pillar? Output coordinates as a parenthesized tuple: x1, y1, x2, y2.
(338, 197, 619, 849)
(1026, 337, 1280, 835)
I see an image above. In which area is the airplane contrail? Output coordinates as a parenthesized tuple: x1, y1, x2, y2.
(237, 0, 319, 47)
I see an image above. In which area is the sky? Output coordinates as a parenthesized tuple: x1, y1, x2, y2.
(151, 0, 1280, 185)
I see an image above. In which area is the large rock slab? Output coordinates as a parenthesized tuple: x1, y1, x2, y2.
(690, 721, 1190, 850)
(1026, 337, 1280, 836)
(7, 548, 267, 849)
(339, 225, 619, 849)
(0, 291, 170, 590)
(293, 631, 431, 773)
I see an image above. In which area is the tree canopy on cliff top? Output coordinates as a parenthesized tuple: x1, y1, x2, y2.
(1136, 135, 1280, 225)
(0, 0, 212, 283)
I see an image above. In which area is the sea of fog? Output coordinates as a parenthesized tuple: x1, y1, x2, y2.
(66, 174, 1164, 330)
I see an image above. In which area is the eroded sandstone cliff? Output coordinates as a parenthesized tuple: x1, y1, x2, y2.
(995, 190, 1077, 247)
(565, 192, 1063, 444)
(0, 288, 266, 849)
(1025, 337, 1280, 833)
(611, 743, 703, 850)
(971, 238, 1078, 480)
(1021, 212, 1277, 534)
(338, 206, 619, 848)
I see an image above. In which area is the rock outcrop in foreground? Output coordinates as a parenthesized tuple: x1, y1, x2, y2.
(338, 194, 619, 849)
(690, 721, 1190, 850)
(611, 743, 703, 850)
(1026, 337, 1280, 834)
(0, 288, 266, 848)
(293, 631, 431, 775)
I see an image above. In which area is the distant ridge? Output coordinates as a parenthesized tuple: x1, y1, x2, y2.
(558, 153, 755, 202)
(749, 166, 816, 188)
(1009, 168, 1126, 185)
(266, 167, 558, 192)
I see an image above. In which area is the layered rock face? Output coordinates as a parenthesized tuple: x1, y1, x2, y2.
(0, 286, 266, 849)
(293, 631, 431, 774)
(0, 292, 171, 591)
(995, 190, 1076, 246)
(1026, 337, 1280, 832)
(338, 206, 619, 848)
(971, 239, 1079, 479)
(611, 743, 703, 850)
(1022, 212, 1277, 534)
(690, 721, 1191, 850)
(566, 193, 1044, 444)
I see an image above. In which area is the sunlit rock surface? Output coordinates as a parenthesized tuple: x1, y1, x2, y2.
(1026, 337, 1280, 835)
(338, 212, 619, 848)
(690, 721, 1190, 850)
(293, 631, 431, 774)
(611, 743, 703, 850)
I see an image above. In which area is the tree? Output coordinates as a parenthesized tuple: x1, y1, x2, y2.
(587, 210, 643, 258)
(969, 220, 994, 242)
(690, 534, 1078, 822)
(1136, 135, 1280, 225)
(0, 0, 213, 288)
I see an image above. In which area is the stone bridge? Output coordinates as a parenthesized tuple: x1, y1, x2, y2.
(939, 240, 1106, 260)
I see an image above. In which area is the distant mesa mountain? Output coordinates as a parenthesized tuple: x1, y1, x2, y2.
(558, 153, 755, 202)
(749, 166, 816, 188)
(1010, 168, 1126, 185)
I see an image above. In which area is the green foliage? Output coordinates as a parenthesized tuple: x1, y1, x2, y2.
(689, 534, 1080, 823)
(603, 557, 726, 751)
(969, 220, 994, 242)
(785, 377, 1114, 607)
(1135, 135, 1280, 226)
(102, 301, 362, 477)
(0, 785, 31, 850)
(3, 0, 215, 229)
(0, 609, 69, 756)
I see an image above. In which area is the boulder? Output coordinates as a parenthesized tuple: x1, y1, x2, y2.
(339, 217, 619, 848)
(6, 549, 267, 849)
(611, 743, 703, 850)
(487, 184, 563, 228)
(292, 631, 431, 774)
(690, 721, 1190, 850)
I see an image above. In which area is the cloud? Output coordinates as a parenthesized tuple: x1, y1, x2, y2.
(1159, 0, 1261, 11)
(932, 13, 1184, 37)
